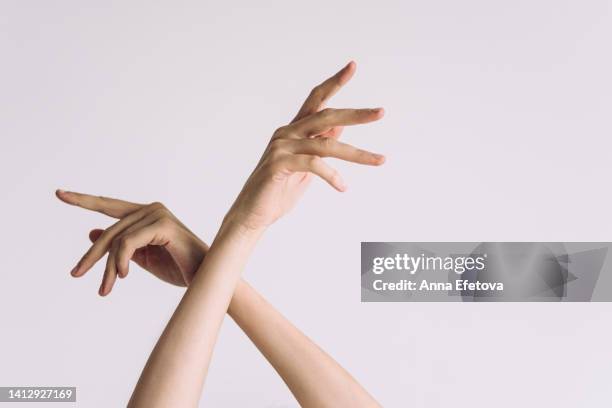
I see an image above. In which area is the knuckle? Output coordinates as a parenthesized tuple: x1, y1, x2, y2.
(269, 137, 285, 149)
(267, 138, 289, 157)
(152, 207, 170, 219)
(149, 201, 166, 211)
(309, 85, 322, 99)
(151, 203, 173, 218)
(273, 125, 289, 138)
(320, 108, 334, 118)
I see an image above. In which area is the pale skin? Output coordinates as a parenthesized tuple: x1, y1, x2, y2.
(57, 62, 384, 407)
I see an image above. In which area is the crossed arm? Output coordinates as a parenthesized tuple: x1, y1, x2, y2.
(58, 62, 384, 407)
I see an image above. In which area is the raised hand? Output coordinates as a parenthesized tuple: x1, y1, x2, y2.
(225, 61, 385, 232)
(56, 190, 208, 296)
(56, 63, 386, 407)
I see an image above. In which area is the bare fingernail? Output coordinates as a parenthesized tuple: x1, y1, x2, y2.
(70, 264, 80, 276)
(374, 154, 386, 164)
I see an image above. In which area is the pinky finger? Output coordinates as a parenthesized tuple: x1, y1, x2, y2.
(282, 154, 347, 192)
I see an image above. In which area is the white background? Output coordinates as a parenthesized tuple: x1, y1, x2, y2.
(1, 1, 611, 406)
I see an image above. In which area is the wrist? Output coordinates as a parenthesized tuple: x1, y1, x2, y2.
(188, 216, 263, 293)
(211, 213, 264, 256)
(220, 210, 266, 240)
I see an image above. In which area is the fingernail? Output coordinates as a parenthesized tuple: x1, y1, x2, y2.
(374, 154, 386, 164)
(70, 265, 78, 276)
(56, 189, 66, 194)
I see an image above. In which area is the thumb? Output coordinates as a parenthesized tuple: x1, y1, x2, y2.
(89, 229, 104, 243)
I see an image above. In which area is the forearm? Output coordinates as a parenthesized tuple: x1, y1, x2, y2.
(128, 220, 262, 408)
(228, 280, 381, 408)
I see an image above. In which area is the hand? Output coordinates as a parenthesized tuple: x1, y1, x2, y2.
(56, 190, 208, 296)
(225, 61, 385, 232)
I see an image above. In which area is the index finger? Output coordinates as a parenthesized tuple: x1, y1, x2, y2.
(292, 61, 356, 123)
(55, 189, 144, 219)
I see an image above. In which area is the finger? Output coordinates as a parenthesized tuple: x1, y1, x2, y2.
(110, 204, 176, 277)
(90, 228, 148, 270)
(112, 211, 167, 277)
(292, 108, 384, 137)
(89, 229, 104, 243)
(56, 189, 144, 219)
(71, 206, 155, 277)
(114, 219, 172, 279)
(100, 247, 118, 296)
(290, 138, 385, 166)
(292, 61, 356, 122)
(278, 154, 346, 192)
